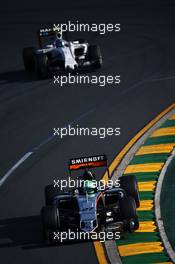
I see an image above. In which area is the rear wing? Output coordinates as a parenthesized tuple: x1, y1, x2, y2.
(37, 26, 68, 48)
(69, 155, 110, 179)
(38, 27, 61, 48)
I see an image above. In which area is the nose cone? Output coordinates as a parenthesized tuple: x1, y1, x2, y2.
(78, 196, 98, 232)
(52, 48, 65, 61)
(80, 218, 97, 232)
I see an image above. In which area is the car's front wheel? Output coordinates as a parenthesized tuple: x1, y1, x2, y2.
(87, 45, 102, 69)
(119, 175, 140, 208)
(41, 205, 60, 243)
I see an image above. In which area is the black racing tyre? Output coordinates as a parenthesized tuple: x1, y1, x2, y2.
(58, 60, 65, 70)
(34, 53, 48, 78)
(41, 205, 60, 230)
(119, 175, 140, 208)
(119, 196, 137, 220)
(22, 47, 36, 72)
(97, 202, 106, 230)
(41, 205, 60, 243)
(87, 45, 102, 69)
(123, 219, 135, 233)
(119, 196, 139, 232)
(133, 216, 139, 230)
(44, 184, 67, 206)
(123, 216, 139, 232)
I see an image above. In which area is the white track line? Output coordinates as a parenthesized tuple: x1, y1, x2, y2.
(155, 148, 175, 263)
(0, 107, 96, 187)
(104, 107, 175, 264)
(0, 152, 33, 186)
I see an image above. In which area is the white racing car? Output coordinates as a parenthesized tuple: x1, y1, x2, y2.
(23, 27, 102, 78)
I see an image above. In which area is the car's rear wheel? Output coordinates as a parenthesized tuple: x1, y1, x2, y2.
(23, 47, 36, 72)
(133, 216, 139, 230)
(119, 175, 140, 208)
(119, 196, 139, 232)
(119, 196, 136, 218)
(87, 45, 102, 69)
(35, 53, 48, 78)
(97, 202, 106, 231)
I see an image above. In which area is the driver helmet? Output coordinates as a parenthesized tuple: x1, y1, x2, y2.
(56, 32, 62, 39)
(55, 38, 64, 48)
(82, 180, 96, 195)
(83, 170, 95, 180)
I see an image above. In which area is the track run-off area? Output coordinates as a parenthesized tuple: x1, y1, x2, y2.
(95, 103, 175, 264)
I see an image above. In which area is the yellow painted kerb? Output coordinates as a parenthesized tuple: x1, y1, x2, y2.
(169, 114, 175, 120)
(102, 102, 175, 181)
(135, 221, 156, 232)
(94, 241, 108, 264)
(124, 163, 164, 174)
(118, 242, 164, 257)
(94, 102, 175, 264)
(138, 181, 156, 191)
(137, 200, 153, 211)
(151, 127, 175, 137)
(136, 144, 175, 155)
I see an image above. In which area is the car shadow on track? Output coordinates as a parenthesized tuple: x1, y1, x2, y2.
(0, 70, 37, 84)
(0, 67, 100, 84)
(0, 215, 91, 250)
(0, 215, 43, 248)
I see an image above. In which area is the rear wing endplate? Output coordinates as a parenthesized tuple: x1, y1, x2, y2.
(69, 155, 110, 179)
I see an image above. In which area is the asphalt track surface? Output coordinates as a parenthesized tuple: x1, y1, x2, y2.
(1, 1, 175, 263)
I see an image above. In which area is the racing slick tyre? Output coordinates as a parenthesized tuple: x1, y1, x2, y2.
(119, 196, 139, 232)
(41, 205, 60, 243)
(45, 185, 68, 206)
(97, 202, 106, 231)
(123, 216, 139, 232)
(133, 215, 139, 230)
(119, 196, 137, 219)
(87, 45, 102, 69)
(41, 205, 60, 229)
(22, 47, 36, 72)
(119, 175, 140, 208)
(34, 53, 48, 78)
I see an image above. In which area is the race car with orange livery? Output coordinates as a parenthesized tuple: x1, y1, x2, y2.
(41, 154, 140, 244)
